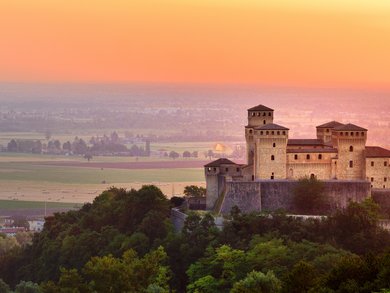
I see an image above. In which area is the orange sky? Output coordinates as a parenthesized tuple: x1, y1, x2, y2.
(0, 0, 390, 89)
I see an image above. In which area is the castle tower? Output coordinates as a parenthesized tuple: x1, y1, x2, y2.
(332, 123, 367, 180)
(246, 105, 274, 166)
(316, 121, 344, 144)
(253, 123, 289, 180)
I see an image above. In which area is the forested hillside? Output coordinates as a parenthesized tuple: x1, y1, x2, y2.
(0, 186, 390, 292)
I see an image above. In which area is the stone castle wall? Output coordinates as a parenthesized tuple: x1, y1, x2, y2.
(366, 158, 390, 189)
(220, 180, 371, 215)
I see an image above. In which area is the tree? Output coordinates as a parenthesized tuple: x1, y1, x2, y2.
(62, 141, 71, 152)
(184, 185, 206, 198)
(0, 279, 10, 293)
(45, 131, 52, 141)
(207, 150, 214, 160)
(7, 139, 17, 152)
(231, 271, 282, 293)
(145, 140, 151, 157)
(293, 177, 328, 214)
(283, 261, 318, 293)
(14, 281, 42, 293)
(84, 153, 93, 162)
(169, 151, 179, 160)
(182, 151, 191, 158)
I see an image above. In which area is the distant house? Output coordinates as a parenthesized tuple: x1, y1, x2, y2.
(0, 216, 14, 228)
(28, 219, 45, 232)
(186, 196, 206, 210)
(0, 227, 26, 237)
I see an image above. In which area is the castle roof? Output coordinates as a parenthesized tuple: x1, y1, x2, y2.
(366, 146, 390, 158)
(333, 123, 367, 131)
(248, 104, 274, 112)
(204, 158, 237, 167)
(255, 123, 289, 130)
(288, 139, 324, 146)
(316, 121, 344, 129)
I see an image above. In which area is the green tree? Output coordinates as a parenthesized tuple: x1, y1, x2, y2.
(184, 185, 206, 198)
(293, 177, 328, 214)
(15, 281, 43, 293)
(169, 151, 179, 160)
(0, 279, 10, 293)
(283, 261, 318, 293)
(231, 271, 282, 293)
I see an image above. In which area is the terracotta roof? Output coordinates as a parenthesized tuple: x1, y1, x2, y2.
(287, 148, 338, 153)
(316, 121, 344, 128)
(248, 104, 274, 112)
(288, 139, 324, 146)
(255, 123, 289, 130)
(204, 158, 237, 167)
(333, 123, 367, 131)
(366, 146, 390, 158)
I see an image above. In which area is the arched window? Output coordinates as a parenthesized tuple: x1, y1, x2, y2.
(260, 131, 263, 135)
(310, 174, 315, 180)
(277, 131, 280, 135)
(282, 131, 286, 135)
(257, 112, 260, 116)
(268, 112, 271, 116)
(306, 154, 310, 160)
(249, 129, 253, 134)
(266, 131, 269, 135)
(349, 146, 353, 152)
(349, 160, 353, 168)
(340, 132, 344, 136)
(273, 143, 276, 147)
(251, 112, 255, 116)
(361, 132, 365, 136)
(271, 172, 274, 180)
(263, 112, 266, 116)
(384, 161, 388, 167)
(271, 131, 274, 135)
(263, 120, 266, 125)
(351, 132, 354, 136)
(318, 154, 322, 160)
(294, 154, 298, 160)
(271, 155, 275, 161)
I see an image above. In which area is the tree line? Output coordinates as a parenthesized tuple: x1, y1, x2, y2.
(0, 186, 389, 292)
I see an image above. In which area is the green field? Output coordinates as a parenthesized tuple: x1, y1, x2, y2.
(0, 199, 82, 210)
(0, 162, 203, 184)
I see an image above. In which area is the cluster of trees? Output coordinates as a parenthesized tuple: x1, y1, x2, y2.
(5, 134, 151, 157)
(0, 186, 389, 292)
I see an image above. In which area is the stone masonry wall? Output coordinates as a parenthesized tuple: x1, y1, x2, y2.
(220, 180, 371, 215)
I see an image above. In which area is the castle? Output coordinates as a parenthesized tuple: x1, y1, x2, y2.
(205, 105, 390, 212)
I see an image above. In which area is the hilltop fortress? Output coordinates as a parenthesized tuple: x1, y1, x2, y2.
(205, 105, 390, 214)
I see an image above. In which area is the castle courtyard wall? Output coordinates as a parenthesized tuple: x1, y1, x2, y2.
(220, 180, 371, 215)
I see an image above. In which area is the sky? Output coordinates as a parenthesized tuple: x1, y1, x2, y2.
(0, 0, 390, 89)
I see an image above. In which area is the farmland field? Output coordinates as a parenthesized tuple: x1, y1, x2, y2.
(0, 151, 208, 207)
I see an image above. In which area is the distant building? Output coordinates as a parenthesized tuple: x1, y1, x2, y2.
(205, 105, 390, 212)
(0, 227, 26, 237)
(28, 219, 45, 232)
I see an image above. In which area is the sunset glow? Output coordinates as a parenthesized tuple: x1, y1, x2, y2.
(1, 0, 390, 88)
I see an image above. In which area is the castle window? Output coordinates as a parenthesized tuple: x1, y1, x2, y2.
(351, 132, 354, 136)
(282, 131, 286, 135)
(294, 154, 298, 160)
(273, 143, 276, 147)
(271, 155, 275, 161)
(260, 131, 263, 135)
(371, 161, 375, 167)
(251, 112, 255, 116)
(263, 112, 266, 116)
(257, 112, 260, 116)
(356, 132, 359, 136)
(318, 154, 322, 160)
(249, 129, 253, 134)
(236, 168, 240, 172)
(268, 112, 271, 116)
(306, 154, 310, 160)
(271, 131, 274, 135)
(385, 161, 388, 167)
(326, 129, 330, 133)
(271, 172, 274, 180)
(213, 167, 217, 172)
(263, 120, 266, 125)
(349, 160, 353, 168)
(385, 177, 387, 182)
(340, 132, 344, 136)
(277, 131, 280, 135)
(266, 131, 269, 135)
(310, 174, 315, 180)
(371, 177, 374, 182)
(349, 146, 353, 152)
(345, 132, 348, 136)
(207, 167, 211, 171)
(361, 132, 365, 136)
(225, 168, 229, 172)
